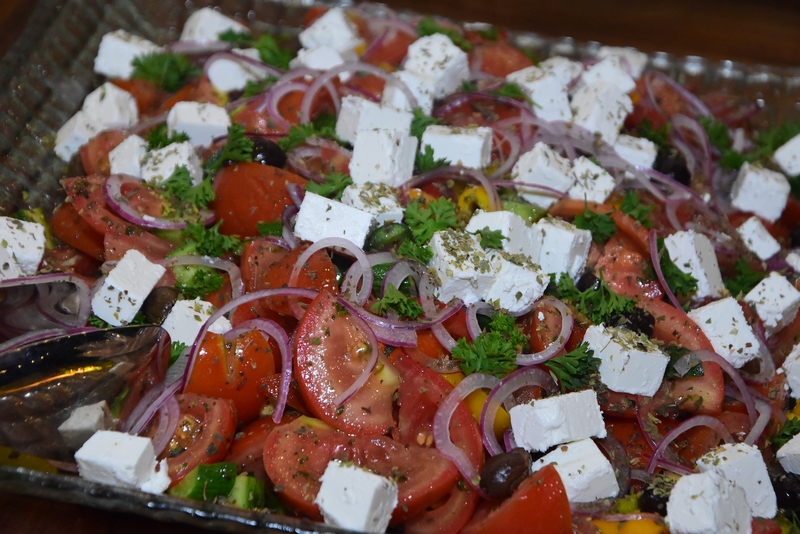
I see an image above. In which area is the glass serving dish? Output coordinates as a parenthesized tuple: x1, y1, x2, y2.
(3, 0, 800, 532)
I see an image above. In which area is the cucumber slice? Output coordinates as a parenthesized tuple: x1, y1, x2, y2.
(168, 462, 237, 501)
(226, 474, 266, 510)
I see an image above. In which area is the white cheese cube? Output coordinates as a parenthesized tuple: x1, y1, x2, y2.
(162, 298, 232, 346)
(505, 66, 571, 122)
(665, 471, 752, 534)
(510, 389, 606, 453)
(567, 156, 616, 204)
(538, 56, 584, 86)
(109, 134, 148, 177)
(745, 272, 800, 335)
(166, 101, 231, 148)
(484, 251, 548, 313)
(428, 229, 495, 305)
(697, 443, 776, 518)
(465, 209, 538, 258)
(421, 125, 493, 170)
(571, 81, 633, 145)
(730, 162, 790, 223)
(75, 430, 170, 494)
(314, 460, 398, 534)
(381, 70, 436, 115)
(664, 229, 726, 301)
(180, 7, 248, 42)
(340, 182, 404, 226)
(57, 401, 113, 450)
(577, 57, 636, 94)
(91, 249, 166, 326)
(82, 82, 138, 130)
(140, 141, 203, 186)
(583, 324, 669, 396)
(0, 216, 46, 276)
(294, 192, 376, 248)
(94, 30, 163, 80)
(512, 142, 574, 208)
(403, 34, 470, 99)
(335, 95, 413, 145)
(688, 297, 762, 368)
(349, 129, 418, 187)
(773, 132, 800, 176)
(0, 248, 22, 280)
(298, 7, 365, 61)
(777, 432, 800, 474)
(614, 134, 658, 169)
(781, 343, 800, 398)
(737, 216, 781, 261)
(289, 46, 348, 80)
(528, 218, 591, 280)
(207, 48, 265, 93)
(54, 110, 99, 160)
(597, 46, 649, 79)
(532, 438, 619, 503)
(787, 251, 800, 272)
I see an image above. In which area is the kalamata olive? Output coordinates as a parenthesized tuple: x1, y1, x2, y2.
(608, 307, 655, 337)
(479, 447, 532, 500)
(769, 465, 800, 513)
(141, 286, 180, 325)
(654, 149, 691, 186)
(791, 225, 800, 249)
(222, 138, 287, 169)
(638, 475, 675, 515)
(575, 272, 601, 292)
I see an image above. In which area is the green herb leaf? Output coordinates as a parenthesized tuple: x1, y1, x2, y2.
(161, 166, 194, 199)
(487, 312, 527, 349)
(404, 197, 458, 244)
(410, 108, 442, 140)
(656, 237, 698, 296)
(371, 284, 424, 320)
(252, 34, 293, 71)
(88, 314, 109, 328)
(277, 114, 340, 152)
(218, 29, 253, 46)
(489, 82, 531, 104)
(175, 269, 225, 300)
(170, 341, 188, 366)
(451, 312, 526, 378)
(476, 26, 499, 41)
(204, 123, 254, 176)
(257, 221, 283, 237)
(556, 273, 636, 325)
(755, 121, 800, 157)
(620, 190, 655, 229)
(242, 75, 277, 98)
(397, 240, 433, 264)
(636, 119, 671, 152)
(724, 259, 766, 297)
(417, 16, 472, 51)
(544, 342, 600, 392)
(460, 80, 478, 92)
(131, 52, 200, 92)
(415, 145, 450, 173)
(698, 116, 731, 152)
(305, 172, 353, 200)
(473, 226, 505, 250)
(573, 203, 616, 244)
(184, 221, 243, 258)
(771, 418, 800, 448)
(185, 178, 215, 209)
(146, 123, 191, 150)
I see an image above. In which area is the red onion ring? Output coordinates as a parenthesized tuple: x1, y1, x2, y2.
(124, 379, 181, 435)
(380, 260, 418, 298)
(151, 395, 180, 456)
(161, 255, 244, 300)
(329, 300, 380, 406)
(286, 146, 325, 182)
(286, 181, 305, 208)
(360, 30, 389, 63)
(201, 50, 283, 80)
(419, 273, 458, 353)
(671, 114, 712, 179)
(692, 349, 757, 425)
(649, 229, 684, 310)
(337, 292, 463, 331)
(516, 297, 573, 365)
(256, 81, 309, 131)
(466, 302, 493, 341)
(646, 415, 734, 474)
(744, 398, 772, 446)
(489, 127, 522, 179)
(404, 165, 501, 212)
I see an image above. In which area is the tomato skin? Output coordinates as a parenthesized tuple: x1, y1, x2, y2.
(49, 202, 106, 261)
(470, 41, 533, 78)
(240, 239, 286, 293)
(80, 130, 127, 176)
(461, 465, 572, 534)
(40, 246, 101, 280)
(363, 31, 415, 67)
(671, 359, 724, 415)
(111, 78, 165, 116)
(639, 298, 714, 351)
(224, 414, 297, 481)
(404, 486, 480, 534)
(212, 163, 307, 237)
(293, 290, 398, 435)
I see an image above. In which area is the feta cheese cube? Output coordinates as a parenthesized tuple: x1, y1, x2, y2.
(54, 110, 98, 160)
(166, 102, 231, 148)
(340, 182, 404, 226)
(506, 66, 571, 122)
(512, 142, 574, 208)
(597, 46, 649, 79)
(91, 249, 166, 326)
(381, 70, 436, 115)
(428, 229, 495, 305)
(730, 162, 790, 223)
(403, 34, 470, 99)
(421, 125, 493, 170)
(745, 272, 800, 335)
(0, 216, 46, 276)
(781, 343, 800, 398)
(465, 209, 538, 258)
(688, 297, 762, 368)
(298, 7, 365, 61)
(140, 141, 203, 186)
(666, 471, 752, 534)
(528, 217, 591, 280)
(207, 48, 266, 93)
(583, 324, 669, 396)
(663, 230, 726, 301)
(571, 81, 633, 145)
(314, 460, 398, 534)
(510, 389, 606, 452)
(577, 56, 636, 94)
(294, 192, 376, 248)
(82, 82, 138, 130)
(787, 251, 800, 272)
(777, 432, 800, 474)
(697, 443, 776, 518)
(737, 216, 781, 261)
(349, 129, 418, 187)
(567, 156, 616, 203)
(538, 56, 584, 86)
(484, 251, 548, 313)
(0, 248, 22, 280)
(109, 134, 148, 177)
(335, 95, 413, 145)
(532, 438, 619, 503)
(289, 46, 347, 79)
(614, 134, 658, 169)
(94, 30, 163, 80)
(57, 401, 113, 450)
(162, 298, 232, 346)
(75, 430, 171, 494)
(180, 7, 248, 42)
(773, 132, 800, 176)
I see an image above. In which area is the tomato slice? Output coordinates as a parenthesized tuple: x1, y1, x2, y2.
(470, 41, 533, 78)
(293, 290, 398, 435)
(405, 486, 481, 534)
(49, 202, 105, 261)
(79, 130, 127, 176)
(40, 246, 101, 280)
(224, 413, 297, 481)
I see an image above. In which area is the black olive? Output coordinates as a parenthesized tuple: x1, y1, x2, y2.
(608, 307, 655, 337)
(769, 465, 800, 513)
(479, 448, 532, 500)
(141, 286, 180, 325)
(654, 149, 691, 186)
(638, 475, 675, 515)
(575, 272, 600, 292)
(791, 225, 800, 249)
(222, 137, 287, 169)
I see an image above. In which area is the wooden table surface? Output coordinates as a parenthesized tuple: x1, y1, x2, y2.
(1, 0, 800, 532)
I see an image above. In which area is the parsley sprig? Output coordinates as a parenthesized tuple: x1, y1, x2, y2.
(724, 259, 766, 297)
(160, 166, 214, 210)
(277, 113, 340, 152)
(305, 172, 352, 200)
(771, 418, 800, 448)
(655, 237, 698, 296)
(415, 145, 450, 173)
(573, 203, 616, 244)
(555, 273, 635, 325)
(636, 119, 671, 152)
(204, 123, 254, 176)
(417, 16, 472, 51)
(397, 240, 433, 264)
(544, 342, 600, 392)
(170, 341, 188, 366)
(146, 124, 190, 150)
(451, 313, 527, 378)
(218, 30, 292, 70)
(175, 269, 225, 300)
(131, 52, 200, 92)
(472, 226, 505, 250)
(620, 190, 655, 229)
(257, 221, 283, 237)
(410, 108, 442, 140)
(371, 284, 424, 320)
(170, 221, 242, 258)
(489, 82, 531, 104)
(404, 197, 459, 244)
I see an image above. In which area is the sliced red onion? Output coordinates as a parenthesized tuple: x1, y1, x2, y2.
(744, 398, 772, 446)
(201, 50, 283, 80)
(642, 71, 712, 119)
(636, 395, 660, 451)
(286, 146, 326, 182)
(692, 349, 757, 425)
(124, 380, 181, 435)
(370, 323, 418, 347)
(161, 255, 244, 300)
(630, 469, 655, 484)
(646, 415, 734, 474)
(489, 127, 522, 179)
(503, 428, 517, 452)
(466, 302, 493, 341)
(649, 230, 684, 311)
(516, 297, 573, 365)
(406, 166, 501, 212)
(360, 30, 389, 63)
(129, 111, 169, 136)
(260, 236, 291, 250)
(331, 308, 380, 406)
(286, 181, 305, 208)
(671, 114, 713, 179)
(363, 15, 417, 38)
(0, 328, 67, 354)
(256, 81, 309, 130)
(489, 179, 567, 199)
(433, 91, 535, 121)
(380, 261, 418, 298)
(0, 274, 91, 336)
(433, 372, 499, 494)
(480, 366, 556, 456)
(419, 273, 458, 353)
(337, 293, 463, 331)
(151, 395, 180, 456)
